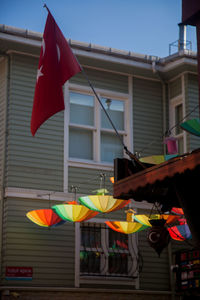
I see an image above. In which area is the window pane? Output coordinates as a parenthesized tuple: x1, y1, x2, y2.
(175, 104, 183, 135)
(69, 128, 93, 160)
(101, 98, 124, 131)
(80, 251, 101, 274)
(70, 92, 94, 126)
(81, 227, 101, 248)
(101, 132, 123, 162)
(109, 253, 128, 275)
(109, 230, 128, 250)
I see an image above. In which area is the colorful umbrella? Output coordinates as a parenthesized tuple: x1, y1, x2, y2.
(26, 209, 65, 227)
(180, 118, 200, 137)
(52, 203, 98, 222)
(78, 195, 130, 213)
(134, 214, 180, 227)
(168, 224, 192, 241)
(105, 220, 147, 234)
(171, 207, 184, 216)
(139, 154, 178, 165)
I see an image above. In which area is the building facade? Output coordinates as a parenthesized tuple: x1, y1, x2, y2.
(0, 24, 199, 299)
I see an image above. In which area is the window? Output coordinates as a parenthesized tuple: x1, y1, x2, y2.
(68, 89, 128, 164)
(169, 96, 185, 155)
(79, 222, 138, 278)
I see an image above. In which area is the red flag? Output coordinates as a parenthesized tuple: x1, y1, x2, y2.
(31, 11, 81, 136)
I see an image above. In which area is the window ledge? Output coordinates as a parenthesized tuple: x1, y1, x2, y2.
(80, 275, 138, 286)
(68, 159, 114, 170)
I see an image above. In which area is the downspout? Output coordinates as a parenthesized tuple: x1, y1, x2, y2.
(152, 60, 167, 154)
(152, 61, 175, 299)
(0, 53, 10, 285)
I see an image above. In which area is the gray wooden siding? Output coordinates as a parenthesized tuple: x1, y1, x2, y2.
(0, 58, 7, 191)
(2, 197, 75, 287)
(138, 229, 170, 291)
(169, 77, 182, 99)
(68, 166, 113, 195)
(6, 53, 64, 191)
(132, 77, 163, 157)
(70, 68, 128, 94)
(185, 74, 200, 152)
(136, 208, 171, 291)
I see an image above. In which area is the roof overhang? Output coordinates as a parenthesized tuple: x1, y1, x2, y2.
(114, 149, 200, 247)
(0, 24, 197, 81)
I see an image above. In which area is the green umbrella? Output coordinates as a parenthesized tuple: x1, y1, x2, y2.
(180, 118, 200, 137)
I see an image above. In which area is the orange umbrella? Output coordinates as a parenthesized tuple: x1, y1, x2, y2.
(106, 220, 147, 234)
(26, 209, 65, 227)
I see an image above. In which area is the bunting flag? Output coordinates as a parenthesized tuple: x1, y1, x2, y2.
(31, 10, 81, 136)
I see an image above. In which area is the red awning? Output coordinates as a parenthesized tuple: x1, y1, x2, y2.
(113, 149, 200, 246)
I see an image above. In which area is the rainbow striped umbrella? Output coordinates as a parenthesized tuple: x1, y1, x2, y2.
(78, 195, 130, 213)
(52, 203, 98, 222)
(134, 214, 180, 227)
(168, 224, 192, 241)
(26, 209, 65, 227)
(105, 221, 147, 234)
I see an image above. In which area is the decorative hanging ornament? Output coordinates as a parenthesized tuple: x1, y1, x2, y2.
(78, 195, 131, 213)
(105, 209, 148, 234)
(164, 136, 178, 154)
(147, 219, 171, 256)
(26, 209, 66, 227)
(180, 118, 200, 137)
(168, 224, 192, 241)
(52, 203, 98, 222)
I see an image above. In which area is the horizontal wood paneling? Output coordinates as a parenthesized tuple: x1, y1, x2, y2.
(169, 77, 182, 99)
(2, 197, 75, 287)
(0, 58, 7, 190)
(70, 68, 128, 94)
(6, 53, 64, 191)
(68, 166, 113, 195)
(132, 77, 163, 157)
(185, 74, 200, 152)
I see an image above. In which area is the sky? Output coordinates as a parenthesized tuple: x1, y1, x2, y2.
(0, 0, 197, 58)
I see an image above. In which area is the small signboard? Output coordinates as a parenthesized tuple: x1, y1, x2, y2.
(6, 267, 32, 280)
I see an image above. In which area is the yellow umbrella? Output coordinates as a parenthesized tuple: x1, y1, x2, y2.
(52, 203, 98, 222)
(134, 214, 181, 226)
(106, 220, 147, 234)
(78, 195, 130, 213)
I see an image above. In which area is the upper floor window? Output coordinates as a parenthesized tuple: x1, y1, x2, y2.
(68, 89, 129, 164)
(169, 93, 185, 155)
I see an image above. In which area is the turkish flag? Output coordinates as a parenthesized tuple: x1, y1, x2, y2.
(31, 11, 81, 136)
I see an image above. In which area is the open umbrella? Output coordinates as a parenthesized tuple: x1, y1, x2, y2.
(78, 195, 130, 213)
(26, 209, 65, 227)
(168, 224, 192, 241)
(106, 220, 147, 234)
(52, 203, 98, 222)
(180, 118, 200, 137)
(105, 209, 148, 234)
(134, 214, 180, 227)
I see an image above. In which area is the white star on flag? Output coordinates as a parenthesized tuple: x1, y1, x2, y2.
(36, 66, 44, 82)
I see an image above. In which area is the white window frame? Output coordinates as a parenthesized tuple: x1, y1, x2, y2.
(66, 83, 131, 167)
(169, 75, 186, 154)
(75, 218, 139, 288)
